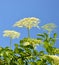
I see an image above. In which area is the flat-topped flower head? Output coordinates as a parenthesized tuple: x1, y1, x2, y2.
(41, 23, 56, 32)
(21, 38, 42, 47)
(47, 55, 59, 64)
(23, 42, 30, 46)
(3, 30, 20, 39)
(13, 17, 40, 29)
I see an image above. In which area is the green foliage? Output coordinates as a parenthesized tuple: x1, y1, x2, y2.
(0, 20, 59, 65)
(0, 32, 59, 65)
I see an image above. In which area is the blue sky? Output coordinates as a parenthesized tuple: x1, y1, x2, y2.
(0, 0, 59, 49)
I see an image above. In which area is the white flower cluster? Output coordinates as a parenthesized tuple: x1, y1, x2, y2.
(41, 23, 56, 32)
(23, 42, 30, 46)
(48, 55, 59, 64)
(23, 38, 41, 47)
(13, 17, 40, 29)
(3, 30, 20, 39)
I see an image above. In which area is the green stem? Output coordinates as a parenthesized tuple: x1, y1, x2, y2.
(10, 37, 12, 49)
(27, 28, 30, 38)
(48, 31, 50, 38)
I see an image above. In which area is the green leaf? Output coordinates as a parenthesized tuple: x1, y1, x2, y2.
(29, 62, 37, 65)
(54, 33, 57, 38)
(37, 34, 45, 38)
(14, 44, 19, 48)
(44, 33, 48, 40)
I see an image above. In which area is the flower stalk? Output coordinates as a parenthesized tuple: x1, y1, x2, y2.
(10, 37, 12, 49)
(27, 28, 30, 38)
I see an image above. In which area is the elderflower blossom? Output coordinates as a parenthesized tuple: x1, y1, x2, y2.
(13, 17, 40, 29)
(3, 30, 20, 39)
(48, 55, 59, 64)
(23, 42, 30, 46)
(41, 23, 56, 32)
(22, 38, 42, 47)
